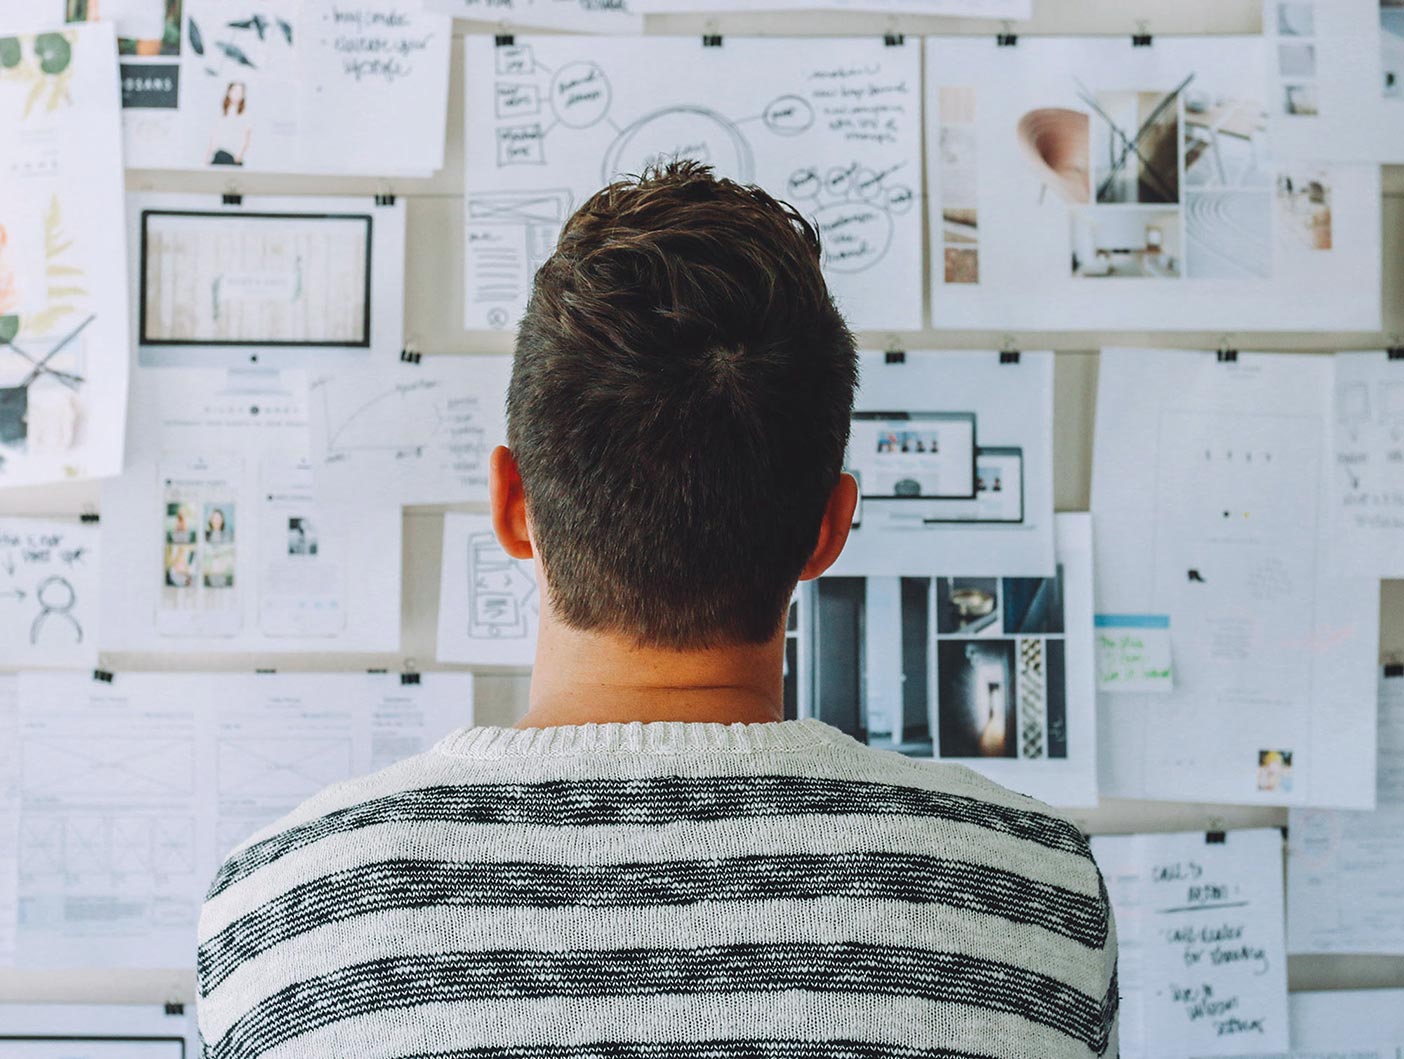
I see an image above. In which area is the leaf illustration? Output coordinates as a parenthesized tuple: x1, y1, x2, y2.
(216, 41, 255, 68)
(277, 18, 292, 45)
(45, 286, 86, 300)
(23, 75, 44, 118)
(189, 17, 204, 56)
(0, 316, 17, 344)
(46, 265, 83, 278)
(24, 304, 77, 335)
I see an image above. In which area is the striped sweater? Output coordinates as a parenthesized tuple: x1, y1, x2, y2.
(197, 719, 1118, 1059)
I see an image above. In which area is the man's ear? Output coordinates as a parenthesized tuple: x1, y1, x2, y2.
(798, 472, 858, 581)
(489, 445, 534, 560)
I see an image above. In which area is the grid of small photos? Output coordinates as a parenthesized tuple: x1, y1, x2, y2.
(937, 86, 980, 283)
(1275, 2, 1320, 116)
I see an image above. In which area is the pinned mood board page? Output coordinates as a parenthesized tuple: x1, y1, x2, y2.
(1281, 989, 1404, 1056)
(827, 349, 1055, 578)
(1331, 350, 1404, 579)
(309, 354, 511, 507)
(127, 192, 407, 370)
(1092, 829, 1289, 1058)
(924, 35, 1382, 332)
(463, 35, 923, 333)
(0, 1002, 197, 1055)
(1266, 0, 1404, 163)
(1287, 667, 1404, 955)
(631, 0, 1032, 14)
(45, 0, 453, 175)
(1093, 349, 1379, 810)
(0, 518, 99, 669)
(99, 368, 402, 654)
(425, 0, 641, 31)
(0, 21, 130, 491)
(438, 511, 539, 668)
(793, 512, 1099, 807)
(12, 670, 474, 970)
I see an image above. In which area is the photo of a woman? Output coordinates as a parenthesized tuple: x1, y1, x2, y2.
(209, 82, 251, 167)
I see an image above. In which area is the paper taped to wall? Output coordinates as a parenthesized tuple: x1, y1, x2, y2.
(0, 518, 99, 669)
(437, 512, 540, 668)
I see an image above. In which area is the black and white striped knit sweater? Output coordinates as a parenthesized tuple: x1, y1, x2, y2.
(197, 719, 1118, 1059)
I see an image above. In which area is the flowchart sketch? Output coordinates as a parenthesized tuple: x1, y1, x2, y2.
(0, 518, 100, 668)
(464, 36, 923, 332)
(925, 36, 1382, 331)
(309, 355, 511, 505)
(425, 0, 641, 31)
(437, 512, 540, 667)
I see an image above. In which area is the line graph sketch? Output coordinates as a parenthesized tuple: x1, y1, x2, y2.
(217, 736, 354, 799)
(21, 737, 196, 799)
(465, 36, 922, 331)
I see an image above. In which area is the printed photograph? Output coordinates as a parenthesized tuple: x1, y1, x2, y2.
(203, 543, 235, 589)
(1384, 0, 1404, 97)
(1277, 2, 1315, 36)
(1070, 207, 1183, 278)
(165, 500, 198, 545)
(1017, 107, 1090, 205)
(1185, 190, 1273, 278)
(1002, 567, 1065, 634)
(1184, 90, 1270, 189)
(1276, 169, 1333, 250)
(66, 0, 182, 56)
(1277, 42, 1317, 79)
(1257, 748, 1294, 792)
(163, 542, 196, 588)
(944, 247, 979, 284)
(1283, 83, 1319, 116)
(935, 576, 1000, 635)
(937, 639, 1017, 758)
(288, 516, 318, 557)
(943, 207, 978, 245)
(204, 503, 234, 545)
(1090, 90, 1179, 204)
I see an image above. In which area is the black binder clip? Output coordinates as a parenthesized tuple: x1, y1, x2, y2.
(400, 348, 422, 364)
(1000, 350, 1021, 365)
(884, 347, 906, 365)
(1216, 348, 1238, 363)
(702, 34, 723, 47)
(884, 33, 905, 47)
(1132, 23, 1154, 47)
(494, 34, 514, 47)
(997, 22, 1018, 46)
(164, 1002, 186, 1017)
(1385, 662, 1404, 678)
(401, 672, 422, 686)
(1387, 346, 1403, 360)
(93, 669, 114, 684)
(375, 193, 396, 207)
(221, 193, 243, 206)
(1205, 830, 1227, 844)
(80, 512, 100, 524)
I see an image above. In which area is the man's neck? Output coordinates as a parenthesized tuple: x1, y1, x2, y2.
(516, 612, 786, 729)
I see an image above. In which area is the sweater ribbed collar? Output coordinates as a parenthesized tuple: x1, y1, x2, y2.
(433, 718, 846, 759)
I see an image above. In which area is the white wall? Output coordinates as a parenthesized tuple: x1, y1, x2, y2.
(2, 0, 1402, 1006)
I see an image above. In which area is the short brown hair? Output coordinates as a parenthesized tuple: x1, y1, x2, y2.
(508, 160, 857, 649)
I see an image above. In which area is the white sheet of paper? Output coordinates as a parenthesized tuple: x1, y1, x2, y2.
(437, 512, 540, 667)
(0, 675, 18, 966)
(1331, 351, 1404, 578)
(632, 0, 1031, 13)
(425, 0, 641, 31)
(924, 36, 1382, 332)
(99, 368, 402, 654)
(1279, 989, 1404, 1056)
(80, 0, 452, 174)
(127, 192, 406, 370)
(0, 22, 131, 490)
(463, 35, 923, 333)
(798, 512, 1099, 807)
(1092, 829, 1290, 1059)
(0, 1003, 197, 1057)
(15, 670, 472, 969)
(1266, 0, 1404, 163)
(1095, 614, 1174, 693)
(1286, 669, 1404, 954)
(1094, 349, 1379, 809)
(0, 518, 99, 668)
(309, 354, 510, 506)
(828, 349, 1055, 577)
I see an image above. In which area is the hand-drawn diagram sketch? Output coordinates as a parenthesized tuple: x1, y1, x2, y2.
(794, 514, 1096, 807)
(1330, 351, 1404, 577)
(0, 517, 100, 668)
(633, 0, 1031, 13)
(1094, 349, 1379, 809)
(926, 36, 1381, 331)
(464, 36, 923, 332)
(216, 737, 354, 800)
(437, 512, 540, 667)
(425, 0, 641, 31)
(130, 193, 407, 369)
(309, 355, 511, 506)
(0, 24, 131, 489)
(1267, 0, 1404, 162)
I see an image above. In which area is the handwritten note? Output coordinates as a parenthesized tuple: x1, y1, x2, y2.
(1095, 614, 1173, 692)
(1091, 829, 1289, 1058)
(0, 518, 99, 668)
(1332, 352, 1404, 577)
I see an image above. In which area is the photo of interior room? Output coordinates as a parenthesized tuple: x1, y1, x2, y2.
(1070, 207, 1183, 278)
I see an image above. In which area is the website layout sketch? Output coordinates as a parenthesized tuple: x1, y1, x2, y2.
(130, 194, 406, 368)
(0, 1002, 197, 1058)
(465, 35, 922, 332)
(925, 35, 1382, 331)
(437, 513, 540, 667)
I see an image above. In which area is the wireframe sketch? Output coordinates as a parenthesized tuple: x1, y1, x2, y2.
(468, 530, 538, 640)
(217, 736, 354, 799)
(466, 37, 921, 331)
(21, 737, 196, 799)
